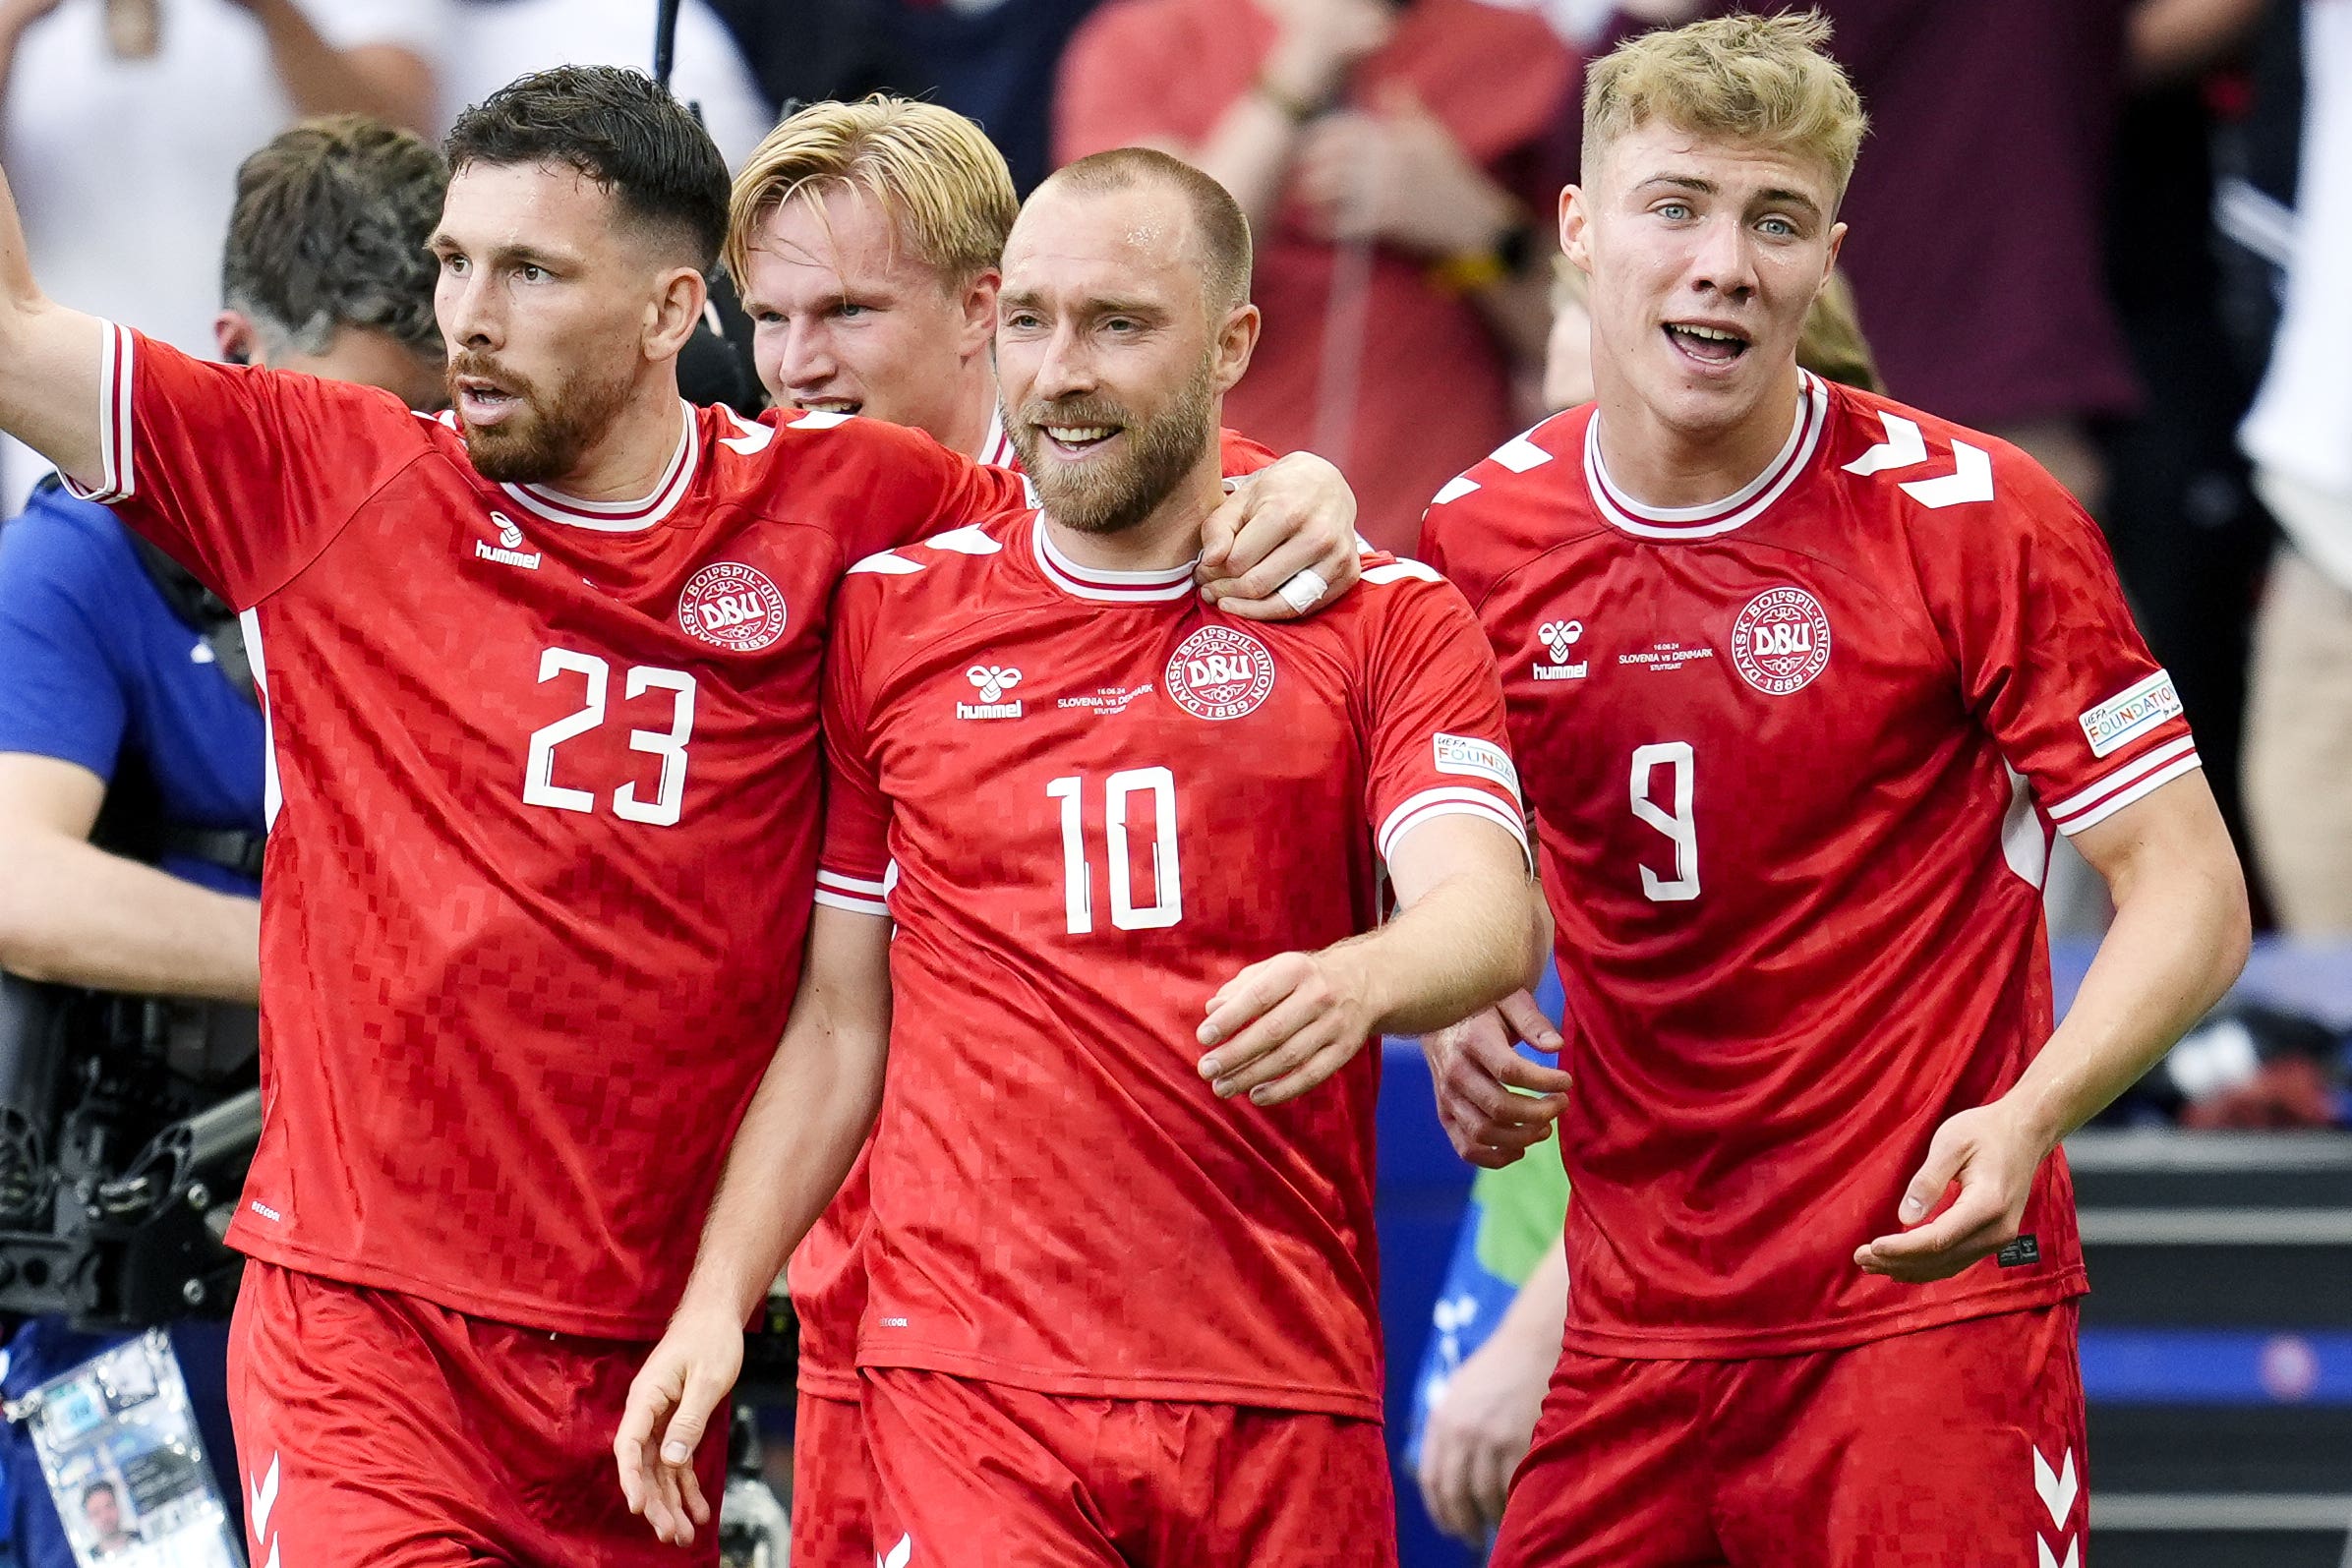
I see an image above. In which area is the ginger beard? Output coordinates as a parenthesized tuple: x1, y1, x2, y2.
(1008, 353, 1216, 538)
(445, 349, 632, 485)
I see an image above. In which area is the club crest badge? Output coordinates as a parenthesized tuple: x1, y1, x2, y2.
(1731, 586, 1831, 695)
(1166, 625, 1275, 721)
(678, 561, 788, 652)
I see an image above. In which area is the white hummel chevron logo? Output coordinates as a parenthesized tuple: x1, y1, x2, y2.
(250, 1455, 279, 1539)
(2036, 1534, 2079, 1568)
(263, 1538, 282, 1568)
(879, 1534, 912, 1568)
(1492, 435, 1554, 474)
(721, 408, 775, 455)
(1431, 475, 1480, 505)
(2033, 1445, 2080, 1529)
(1843, 411, 1995, 508)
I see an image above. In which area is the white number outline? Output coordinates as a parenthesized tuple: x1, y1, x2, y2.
(1629, 741, 1699, 901)
(1048, 769, 1184, 934)
(520, 650, 697, 826)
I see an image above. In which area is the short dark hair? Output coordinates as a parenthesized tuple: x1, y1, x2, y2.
(81, 1480, 118, 1505)
(222, 115, 446, 359)
(444, 66, 732, 273)
(1040, 148, 1252, 319)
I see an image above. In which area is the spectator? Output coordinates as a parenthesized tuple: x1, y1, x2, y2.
(1055, 0, 1575, 552)
(0, 0, 442, 507)
(439, 0, 774, 168)
(78, 1482, 137, 1558)
(2241, 0, 2352, 932)
(0, 114, 447, 1568)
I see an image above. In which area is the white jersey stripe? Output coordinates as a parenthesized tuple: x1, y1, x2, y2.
(2048, 734, 2199, 821)
(2053, 753, 2202, 837)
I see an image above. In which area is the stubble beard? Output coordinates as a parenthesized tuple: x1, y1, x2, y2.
(448, 352, 634, 487)
(1010, 359, 1216, 538)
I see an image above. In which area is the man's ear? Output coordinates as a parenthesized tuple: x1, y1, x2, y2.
(214, 309, 260, 368)
(1213, 303, 1261, 393)
(959, 269, 1000, 361)
(1559, 185, 1594, 273)
(646, 266, 712, 361)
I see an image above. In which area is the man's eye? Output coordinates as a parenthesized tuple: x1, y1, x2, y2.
(1759, 216, 1795, 238)
(838, 302, 867, 319)
(1658, 202, 1692, 221)
(519, 264, 549, 284)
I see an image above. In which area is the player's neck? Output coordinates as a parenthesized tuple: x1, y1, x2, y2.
(543, 385, 687, 503)
(1593, 368, 1804, 510)
(945, 363, 999, 462)
(1040, 449, 1225, 574)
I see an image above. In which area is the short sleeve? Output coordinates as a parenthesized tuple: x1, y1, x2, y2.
(0, 495, 131, 778)
(1358, 563, 1532, 869)
(814, 577, 895, 920)
(1932, 456, 2200, 838)
(65, 326, 430, 611)
(775, 415, 1029, 565)
(1215, 428, 1276, 479)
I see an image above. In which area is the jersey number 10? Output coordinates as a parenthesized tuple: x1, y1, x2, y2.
(1047, 769, 1183, 934)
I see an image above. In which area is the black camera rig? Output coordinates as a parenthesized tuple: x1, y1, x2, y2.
(0, 974, 259, 1327)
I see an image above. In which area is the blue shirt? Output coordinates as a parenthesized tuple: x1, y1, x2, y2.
(0, 485, 264, 895)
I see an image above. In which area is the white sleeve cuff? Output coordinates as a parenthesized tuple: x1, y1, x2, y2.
(60, 322, 136, 504)
(1377, 786, 1534, 872)
(2047, 736, 2202, 836)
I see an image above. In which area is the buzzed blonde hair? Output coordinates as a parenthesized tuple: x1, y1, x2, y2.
(725, 95, 1019, 291)
(1584, 10, 1867, 203)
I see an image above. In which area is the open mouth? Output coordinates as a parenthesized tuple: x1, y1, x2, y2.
(455, 377, 523, 427)
(1038, 423, 1122, 459)
(1663, 322, 1751, 369)
(793, 397, 861, 417)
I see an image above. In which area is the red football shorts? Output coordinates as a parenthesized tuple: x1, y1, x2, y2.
(226, 1261, 728, 1568)
(791, 1388, 872, 1568)
(862, 1367, 1398, 1567)
(1489, 1304, 2088, 1568)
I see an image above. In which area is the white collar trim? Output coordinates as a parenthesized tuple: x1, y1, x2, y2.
(1030, 513, 1198, 603)
(500, 400, 699, 533)
(1585, 372, 1826, 540)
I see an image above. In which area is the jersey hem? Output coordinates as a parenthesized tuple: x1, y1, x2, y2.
(796, 1363, 861, 1402)
(853, 1344, 1382, 1423)
(1557, 1266, 2088, 1361)
(229, 1228, 668, 1342)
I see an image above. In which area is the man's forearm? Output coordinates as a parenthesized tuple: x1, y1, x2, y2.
(2006, 786, 2250, 1148)
(673, 916, 892, 1325)
(0, 157, 104, 478)
(248, 0, 434, 131)
(1336, 841, 1538, 1037)
(0, 831, 260, 1003)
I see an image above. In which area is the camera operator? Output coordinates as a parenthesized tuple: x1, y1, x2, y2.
(0, 113, 445, 1565)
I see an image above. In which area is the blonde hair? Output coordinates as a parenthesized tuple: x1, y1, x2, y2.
(725, 95, 1019, 291)
(1583, 11, 1867, 203)
(1550, 253, 1884, 393)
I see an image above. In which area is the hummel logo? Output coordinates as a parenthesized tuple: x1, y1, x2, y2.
(879, 1536, 911, 1568)
(969, 666, 1021, 703)
(475, 511, 541, 570)
(958, 665, 1024, 720)
(1534, 619, 1587, 681)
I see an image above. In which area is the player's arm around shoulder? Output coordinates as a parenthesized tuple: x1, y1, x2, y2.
(0, 159, 106, 484)
(617, 902, 895, 1546)
(1197, 447, 1365, 620)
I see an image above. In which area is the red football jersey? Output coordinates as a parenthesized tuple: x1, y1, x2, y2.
(67, 324, 1026, 1338)
(818, 508, 1526, 1417)
(789, 423, 1281, 1401)
(1420, 372, 2197, 1359)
